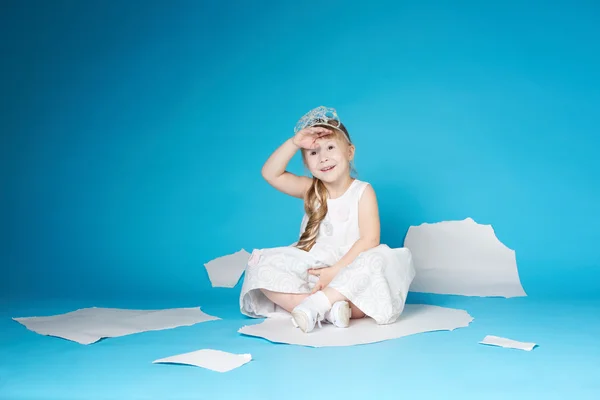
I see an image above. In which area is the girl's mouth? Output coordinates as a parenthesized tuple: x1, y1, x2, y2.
(321, 165, 335, 172)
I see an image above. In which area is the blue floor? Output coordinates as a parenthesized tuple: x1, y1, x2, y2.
(1, 290, 599, 399)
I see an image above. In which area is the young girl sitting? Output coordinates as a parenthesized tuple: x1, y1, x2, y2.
(240, 106, 415, 333)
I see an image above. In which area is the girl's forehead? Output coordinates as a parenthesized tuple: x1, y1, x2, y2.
(315, 136, 341, 146)
(303, 135, 346, 153)
(311, 142, 335, 151)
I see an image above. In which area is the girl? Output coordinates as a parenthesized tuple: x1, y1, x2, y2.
(240, 106, 415, 333)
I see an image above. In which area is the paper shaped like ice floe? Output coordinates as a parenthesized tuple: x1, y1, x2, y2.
(239, 304, 473, 347)
(404, 218, 526, 298)
(479, 335, 537, 351)
(204, 249, 251, 288)
(153, 349, 252, 372)
(13, 307, 220, 345)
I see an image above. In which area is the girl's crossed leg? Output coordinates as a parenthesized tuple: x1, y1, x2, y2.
(260, 288, 365, 319)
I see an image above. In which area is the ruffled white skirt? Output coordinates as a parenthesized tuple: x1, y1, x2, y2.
(239, 244, 415, 324)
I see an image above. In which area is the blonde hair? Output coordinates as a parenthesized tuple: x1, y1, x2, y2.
(296, 123, 354, 252)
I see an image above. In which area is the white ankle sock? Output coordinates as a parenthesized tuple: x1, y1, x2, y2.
(301, 291, 332, 315)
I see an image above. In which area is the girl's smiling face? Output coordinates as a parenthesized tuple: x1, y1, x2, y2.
(303, 133, 354, 183)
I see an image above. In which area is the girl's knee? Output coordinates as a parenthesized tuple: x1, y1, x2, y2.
(260, 289, 308, 313)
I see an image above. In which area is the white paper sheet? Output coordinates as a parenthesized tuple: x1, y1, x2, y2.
(239, 304, 473, 347)
(479, 335, 537, 351)
(153, 349, 252, 372)
(404, 218, 527, 297)
(204, 249, 250, 288)
(13, 307, 220, 345)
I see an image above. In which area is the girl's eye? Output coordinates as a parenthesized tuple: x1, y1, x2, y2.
(310, 151, 317, 156)
(328, 145, 335, 150)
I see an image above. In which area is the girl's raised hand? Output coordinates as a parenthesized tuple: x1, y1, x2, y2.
(292, 127, 333, 149)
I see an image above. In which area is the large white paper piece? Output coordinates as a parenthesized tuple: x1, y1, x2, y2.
(404, 217, 527, 297)
(239, 304, 473, 347)
(204, 249, 250, 288)
(479, 335, 537, 351)
(153, 349, 252, 372)
(13, 307, 220, 345)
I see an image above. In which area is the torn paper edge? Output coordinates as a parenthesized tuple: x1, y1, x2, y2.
(411, 217, 513, 252)
(238, 304, 474, 348)
(203, 248, 251, 288)
(404, 217, 527, 298)
(479, 335, 537, 351)
(153, 349, 252, 373)
(12, 306, 221, 345)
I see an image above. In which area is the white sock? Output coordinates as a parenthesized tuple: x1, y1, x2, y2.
(300, 290, 332, 315)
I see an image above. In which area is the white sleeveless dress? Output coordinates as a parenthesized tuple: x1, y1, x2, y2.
(239, 179, 416, 325)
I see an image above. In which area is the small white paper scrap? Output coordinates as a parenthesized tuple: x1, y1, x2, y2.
(239, 304, 473, 347)
(479, 335, 537, 351)
(204, 249, 251, 288)
(404, 217, 527, 298)
(153, 349, 252, 372)
(13, 307, 220, 345)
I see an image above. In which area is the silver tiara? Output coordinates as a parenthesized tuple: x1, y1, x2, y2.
(294, 106, 343, 134)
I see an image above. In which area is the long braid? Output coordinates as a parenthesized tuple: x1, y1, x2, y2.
(296, 177, 328, 252)
(296, 121, 352, 252)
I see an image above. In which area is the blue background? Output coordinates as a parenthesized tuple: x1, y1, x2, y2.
(2, 1, 599, 398)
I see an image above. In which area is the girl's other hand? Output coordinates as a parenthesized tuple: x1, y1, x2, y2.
(307, 266, 339, 293)
(292, 127, 333, 149)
